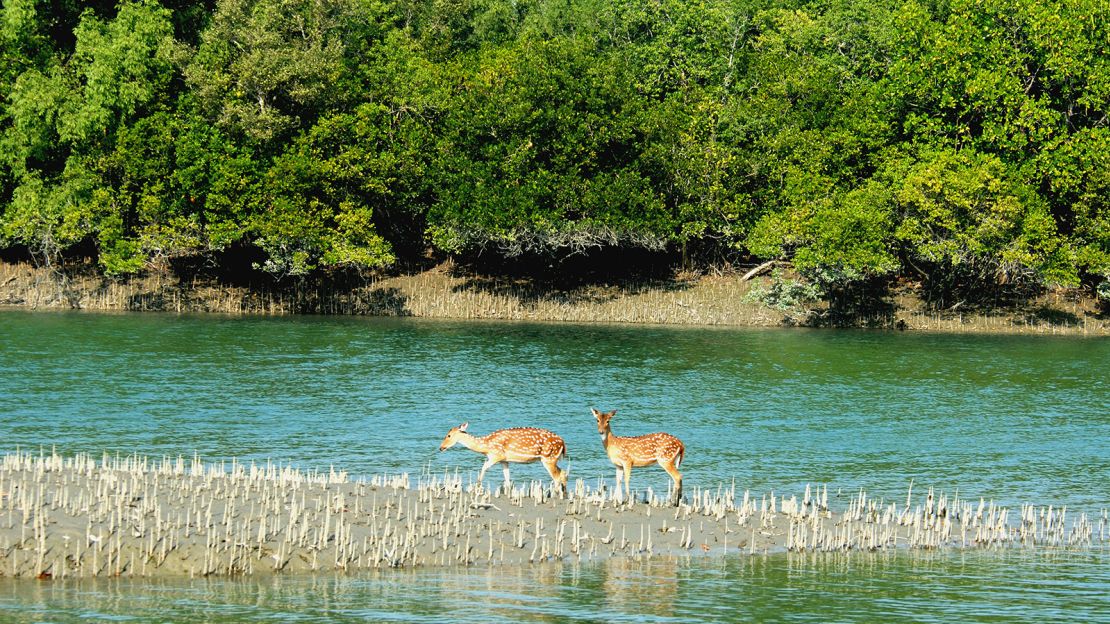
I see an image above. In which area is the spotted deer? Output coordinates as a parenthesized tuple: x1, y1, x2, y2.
(439, 422, 569, 496)
(592, 408, 685, 506)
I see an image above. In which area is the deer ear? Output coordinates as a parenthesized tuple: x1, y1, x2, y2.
(591, 408, 601, 417)
(608, 410, 617, 417)
(459, 422, 468, 432)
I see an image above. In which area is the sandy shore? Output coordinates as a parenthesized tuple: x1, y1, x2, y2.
(0, 451, 1104, 579)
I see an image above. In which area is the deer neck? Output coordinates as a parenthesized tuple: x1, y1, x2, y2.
(600, 427, 613, 450)
(457, 432, 490, 454)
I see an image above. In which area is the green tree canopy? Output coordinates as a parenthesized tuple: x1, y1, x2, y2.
(0, 0, 1107, 301)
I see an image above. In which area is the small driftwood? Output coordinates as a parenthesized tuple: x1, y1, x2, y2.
(740, 260, 778, 282)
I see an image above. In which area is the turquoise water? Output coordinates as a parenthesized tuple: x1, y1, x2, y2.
(0, 310, 1108, 621)
(2, 311, 1106, 507)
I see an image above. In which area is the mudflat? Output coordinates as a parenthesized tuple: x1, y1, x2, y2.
(0, 451, 1102, 579)
(2, 261, 1106, 334)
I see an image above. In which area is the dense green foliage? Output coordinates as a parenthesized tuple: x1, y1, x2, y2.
(1, 0, 1107, 301)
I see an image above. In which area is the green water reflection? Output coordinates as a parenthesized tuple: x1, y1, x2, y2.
(0, 549, 1106, 622)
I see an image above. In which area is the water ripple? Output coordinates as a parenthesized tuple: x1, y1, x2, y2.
(1, 311, 1107, 513)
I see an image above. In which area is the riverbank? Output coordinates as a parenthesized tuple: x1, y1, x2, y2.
(1, 260, 1106, 334)
(0, 451, 1103, 579)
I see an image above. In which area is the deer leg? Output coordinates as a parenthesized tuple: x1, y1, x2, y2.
(622, 463, 634, 504)
(542, 457, 567, 498)
(501, 462, 511, 488)
(477, 457, 496, 487)
(661, 460, 683, 506)
(613, 467, 623, 503)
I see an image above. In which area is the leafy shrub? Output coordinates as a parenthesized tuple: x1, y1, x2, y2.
(744, 269, 822, 313)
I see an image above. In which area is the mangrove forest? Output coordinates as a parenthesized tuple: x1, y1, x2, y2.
(1, 0, 1108, 309)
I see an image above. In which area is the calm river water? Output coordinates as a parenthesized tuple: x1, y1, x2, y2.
(0, 310, 1107, 621)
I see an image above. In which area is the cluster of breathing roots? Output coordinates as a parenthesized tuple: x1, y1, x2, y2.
(0, 451, 1104, 578)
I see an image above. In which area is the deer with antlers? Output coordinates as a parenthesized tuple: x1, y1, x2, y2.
(439, 422, 569, 496)
(592, 408, 685, 506)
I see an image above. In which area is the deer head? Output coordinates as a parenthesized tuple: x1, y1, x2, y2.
(592, 408, 616, 438)
(439, 422, 469, 451)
